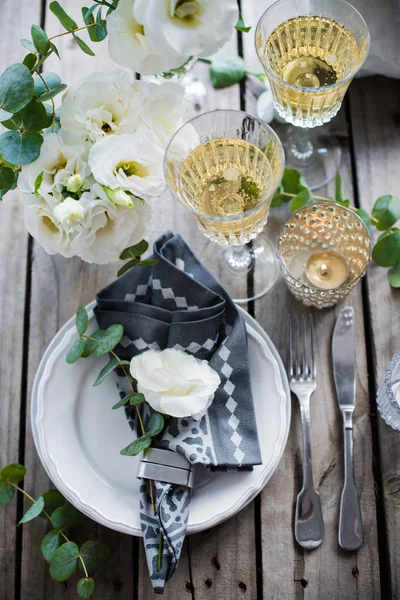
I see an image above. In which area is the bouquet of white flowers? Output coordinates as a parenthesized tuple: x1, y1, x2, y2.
(17, 72, 185, 263)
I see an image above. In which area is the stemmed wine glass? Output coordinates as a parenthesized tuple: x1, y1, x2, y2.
(255, 0, 369, 190)
(164, 109, 285, 303)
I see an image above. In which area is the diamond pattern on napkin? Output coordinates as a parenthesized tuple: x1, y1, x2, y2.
(124, 283, 148, 302)
(172, 334, 219, 356)
(120, 336, 161, 351)
(152, 278, 198, 311)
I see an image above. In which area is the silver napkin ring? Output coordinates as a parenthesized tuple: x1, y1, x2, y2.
(137, 448, 195, 488)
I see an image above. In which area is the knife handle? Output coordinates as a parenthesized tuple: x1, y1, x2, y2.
(339, 421, 363, 551)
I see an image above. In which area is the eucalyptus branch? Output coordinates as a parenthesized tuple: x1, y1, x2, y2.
(49, 23, 97, 41)
(35, 71, 56, 132)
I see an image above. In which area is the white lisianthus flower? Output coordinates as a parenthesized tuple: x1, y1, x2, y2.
(53, 197, 86, 226)
(136, 81, 186, 147)
(130, 348, 221, 420)
(60, 71, 143, 142)
(107, 0, 185, 75)
(88, 130, 166, 200)
(18, 131, 90, 205)
(134, 0, 239, 59)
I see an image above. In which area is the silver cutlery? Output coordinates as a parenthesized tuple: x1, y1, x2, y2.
(332, 306, 364, 551)
(288, 314, 324, 549)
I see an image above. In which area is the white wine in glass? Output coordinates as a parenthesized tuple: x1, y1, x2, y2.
(165, 110, 284, 303)
(256, 0, 369, 190)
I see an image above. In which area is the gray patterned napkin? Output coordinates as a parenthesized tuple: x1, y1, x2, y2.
(94, 231, 262, 594)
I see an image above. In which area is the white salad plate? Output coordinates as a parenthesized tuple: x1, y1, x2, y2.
(31, 302, 290, 536)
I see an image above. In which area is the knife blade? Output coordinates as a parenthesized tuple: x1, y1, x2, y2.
(332, 306, 363, 551)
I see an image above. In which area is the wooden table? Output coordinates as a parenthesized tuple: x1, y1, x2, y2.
(1, 1, 399, 598)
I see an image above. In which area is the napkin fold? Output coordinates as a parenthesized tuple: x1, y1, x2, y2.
(94, 231, 262, 593)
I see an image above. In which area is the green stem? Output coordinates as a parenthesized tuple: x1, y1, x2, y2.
(280, 191, 331, 202)
(198, 57, 212, 64)
(49, 23, 97, 41)
(8, 118, 22, 132)
(157, 531, 164, 572)
(93, 0, 115, 8)
(35, 50, 53, 71)
(35, 71, 56, 132)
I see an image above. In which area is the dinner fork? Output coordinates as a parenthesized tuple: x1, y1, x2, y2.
(288, 314, 324, 549)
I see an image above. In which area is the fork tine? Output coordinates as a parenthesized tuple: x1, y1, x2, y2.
(287, 315, 293, 377)
(310, 314, 316, 379)
(294, 315, 300, 377)
(301, 314, 307, 376)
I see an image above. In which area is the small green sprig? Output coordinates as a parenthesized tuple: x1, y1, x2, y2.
(118, 240, 158, 277)
(0, 463, 111, 598)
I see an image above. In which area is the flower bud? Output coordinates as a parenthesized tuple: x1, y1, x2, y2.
(65, 173, 83, 193)
(53, 197, 86, 226)
(105, 186, 133, 208)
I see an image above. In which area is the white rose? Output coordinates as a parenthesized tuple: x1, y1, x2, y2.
(134, 0, 239, 59)
(107, 0, 185, 75)
(60, 71, 143, 142)
(88, 130, 166, 200)
(130, 348, 221, 420)
(18, 131, 90, 204)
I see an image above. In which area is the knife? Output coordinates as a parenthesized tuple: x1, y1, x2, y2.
(332, 306, 364, 551)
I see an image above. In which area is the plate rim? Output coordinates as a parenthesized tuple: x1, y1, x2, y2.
(31, 302, 291, 536)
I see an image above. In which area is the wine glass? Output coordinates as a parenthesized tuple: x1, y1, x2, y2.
(164, 109, 285, 303)
(255, 0, 369, 190)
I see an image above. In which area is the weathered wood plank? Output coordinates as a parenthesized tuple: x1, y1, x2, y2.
(241, 3, 380, 599)
(349, 75, 400, 600)
(0, 1, 42, 598)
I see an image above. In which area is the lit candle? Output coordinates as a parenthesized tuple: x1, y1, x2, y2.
(305, 251, 349, 290)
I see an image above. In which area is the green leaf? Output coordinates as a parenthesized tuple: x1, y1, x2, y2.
(355, 208, 371, 229)
(146, 413, 165, 437)
(209, 53, 246, 89)
(372, 230, 400, 267)
(33, 72, 62, 97)
(20, 38, 37, 53)
(0, 463, 26, 483)
(0, 130, 43, 166)
(82, 5, 98, 22)
(0, 167, 17, 199)
(137, 259, 158, 268)
(111, 396, 130, 410)
(93, 324, 124, 356)
(0, 63, 34, 114)
(36, 83, 67, 103)
(76, 305, 89, 335)
(34, 171, 44, 195)
(41, 530, 61, 563)
(335, 173, 344, 203)
(0, 480, 15, 506)
(95, 10, 108, 41)
(129, 392, 145, 406)
(66, 336, 85, 364)
(93, 357, 119, 386)
(290, 188, 313, 212)
(78, 540, 112, 573)
(72, 33, 95, 56)
(119, 239, 149, 260)
(270, 184, 284, 207)
(371, 195, 400, 231)
(41, 488, 65, 518)
(50, 42, 61, 59)
(77, 578, 95, 599)
(19, 496, 45, 524)
(49, 541, 79, 582)
(51, 503, 86, 530)
(235, 13, 251, 33)
(0, 108, 13, 121)
(50, 1, 78, 31)
(117, 259, 139, 277)
(120, 435, 151, 456)
(31, 24, 50, 55)
(82, 7, 107, 42)
(281, 168, 308, 195)
(82, 330, 106, 357)
(23, 53, 37, 71)
(2, 98, 51, 132)
(388, 263, 400, 288)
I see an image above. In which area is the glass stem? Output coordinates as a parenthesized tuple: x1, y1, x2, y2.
(289, 127, 314, 162)
(226, 245, 252, 270)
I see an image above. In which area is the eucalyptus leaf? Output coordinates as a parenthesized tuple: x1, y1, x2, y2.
(235, 13, 251, 33)
(41, 530, 61, 563)
(66, 336, 85, 364)
(117, 259, 139, 277)
(120, 435, 151, 456)
(51, 503, 86, 530)
(41, 488, 65, 518)
(93, 324, 124, 356)
(128, 392, 145, 406)
(20, 38, 37, 53)
(36, 83, 67, 103)
(0, 480, 15, 506)
(281, 168, 308, 195)
(0, 130, 43, 166)
(388, 263, 400, 288)
(0, 63, 34, 114)
(371, 195, 400, 231)
(137, 259, 158, 268)
(19, 496, 45, 524)
(2, 98, 51, 132)
(209, 53, 246, 89)
(146, 412, 165, 437)
(119, 239, 149, 259)
(50, 42, 61, 59)
(22, 54, 37, 71)
(355, 208, 371, 229)
(372, 229, 400, 267)
(93, 357, 119, 386)
(50, 1, 78, 31)
(77, 578, 95, 599)
(95, 10, 107, 41)
(82, 330, 107, 357)
(0, 463, 26, 483)
(270, 184, 284, 207)
(76, 305, 88, 335)
(34, 171, 43, 195)
(78, 540, 112, 573)
(49, 541, 79, 582)
(0, 166, 17, 199)
(72, 34, 95, 56)
(33, 72, 62, 97)
(31, 24, 50, 55)
(290, 188, 313, 212)
(111, 396, 130, 410)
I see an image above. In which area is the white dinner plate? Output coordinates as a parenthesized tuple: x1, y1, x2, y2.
(31, 303, 290, 536)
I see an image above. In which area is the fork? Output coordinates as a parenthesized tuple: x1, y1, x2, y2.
(288, 314, 324, 550)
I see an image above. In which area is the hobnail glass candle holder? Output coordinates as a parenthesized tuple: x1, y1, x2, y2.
(277, 202, 371, 308)
(377, 353, 400, 431)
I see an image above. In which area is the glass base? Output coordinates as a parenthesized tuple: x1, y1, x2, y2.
(280, 126, 342, 191)
(210, 234, 279, 304)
